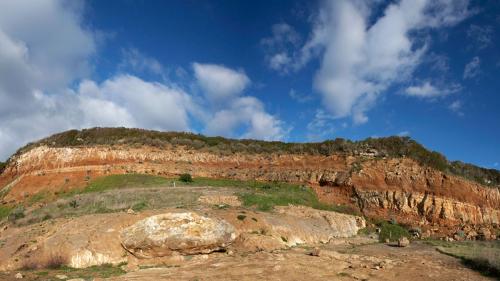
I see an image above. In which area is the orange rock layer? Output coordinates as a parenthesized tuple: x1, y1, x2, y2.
(0, 145, 498, 235)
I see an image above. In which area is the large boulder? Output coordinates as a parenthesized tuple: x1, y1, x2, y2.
(120, 212, 236, 258)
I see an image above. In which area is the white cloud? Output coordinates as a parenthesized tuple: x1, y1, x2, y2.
(289, 88, 313, 103)
(463, 56, 481, 79)
(398, 131, 410, 137)
(448, 100, 464, 116)
(267, 0, 470, 125)
(404, 81, 460, 98)
(261, 23, 301, 73)
(0, 1, 287, 160)
(306, 110, 336, 141)
(119, 48, 166, 78)
(194, 63, 288, 140)
(76, 76, 195, 131)
(467, 24, 493, 49)
(193, 63, 250, 102)
(0, 0, 97, 159)
(269, 52, 291, 71)
(205, 97, 287, 141)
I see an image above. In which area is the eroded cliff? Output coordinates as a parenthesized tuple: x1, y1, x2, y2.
(0, 129, 499, 239)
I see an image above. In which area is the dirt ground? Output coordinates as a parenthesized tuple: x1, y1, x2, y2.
(0, 185, 496, 281)
(105, 241, 491, 281)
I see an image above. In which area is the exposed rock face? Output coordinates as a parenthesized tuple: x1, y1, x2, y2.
(353, 189, 500, 226)
(1, 145, 498, 235)
(120, 212, 236, 258)
(273, 206, 366, 239)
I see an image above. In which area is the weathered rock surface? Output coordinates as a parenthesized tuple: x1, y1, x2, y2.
(353, 188, 500, 225)
(120, 212, 236, 258)
(397, 237, 410, 247)
(1, 145, 498, 236)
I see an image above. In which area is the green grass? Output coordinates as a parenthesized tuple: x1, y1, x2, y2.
(70, 174, 171, 194)
(28, 191, 50, 205)
(18, 174, 359, 225)
(17, 263, 126, 280)
(426, 240, 500, 278)
(81, 174, 360, 214)
(0, 206, 11, 221)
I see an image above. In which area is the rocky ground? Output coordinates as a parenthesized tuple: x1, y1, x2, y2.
(0, 184, 497, 280)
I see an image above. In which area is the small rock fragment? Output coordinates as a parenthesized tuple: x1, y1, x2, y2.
(55, 274, 68, 280)
(15, 272, 23, 279)
(397, 237, 410, 247)
(309, 247, 321, 257)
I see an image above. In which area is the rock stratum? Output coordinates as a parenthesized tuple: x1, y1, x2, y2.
(0, 128, 499, 239)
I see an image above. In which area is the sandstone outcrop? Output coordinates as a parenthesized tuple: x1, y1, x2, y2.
(120, 212, 236, 258)
(0, 143, 498, 236)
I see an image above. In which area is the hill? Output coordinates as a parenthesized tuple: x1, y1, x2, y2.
(5, 127, 500, 187)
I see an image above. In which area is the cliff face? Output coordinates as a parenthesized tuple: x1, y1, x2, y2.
(0, 145, 499, 237)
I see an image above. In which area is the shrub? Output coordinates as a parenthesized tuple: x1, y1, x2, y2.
(131, 201, 148, 211)
(237, 214, 246, 221)
(8, 205, 25, 222)
(378, 221, 410, 242)
(69, 200, 78, 208)
(179, 173, 193, 183)
(0, 161, 6, 174)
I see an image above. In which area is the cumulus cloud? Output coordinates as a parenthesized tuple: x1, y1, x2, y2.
(76, 76, 195, 131)
(193, 63, 250, 103)
(265, 0, 470, 125)
(204, 97, 287, 141)
(0, 1, 287, 160)
(463, 56, 481, 79)
(404, 81, 460, 98)
(261, 23, 301, 73)
(194, 63, 288, 140)
(0, 0, 97, 159)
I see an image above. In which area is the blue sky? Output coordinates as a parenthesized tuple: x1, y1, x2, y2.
(0, 0, 499, 169)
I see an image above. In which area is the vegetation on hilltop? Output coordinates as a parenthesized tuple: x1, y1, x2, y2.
(0, 161, 5, 174)
(4, 127, 500, 187)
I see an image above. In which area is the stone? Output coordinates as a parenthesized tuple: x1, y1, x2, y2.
(120, 212, 236, 258)
(126, 208, 135, 214)
(397, 237, 410, 247)
(15, 272, 23, 279)
(232, 233, 285, 253)
(309, 247, 321, 257)
(55, 275, 68, 280)
(67, 279, 86, 281)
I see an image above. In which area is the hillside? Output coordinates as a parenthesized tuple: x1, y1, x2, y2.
(5, 127, 500, 187)
(0, 128, 499, 279)
(0, 127, 499, 239)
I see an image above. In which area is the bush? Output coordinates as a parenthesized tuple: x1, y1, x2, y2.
(179, 173, 193, 183)
(0, 161, 6, 174)
(378, 221, 410, 242)
(8, 205, 25, 222)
